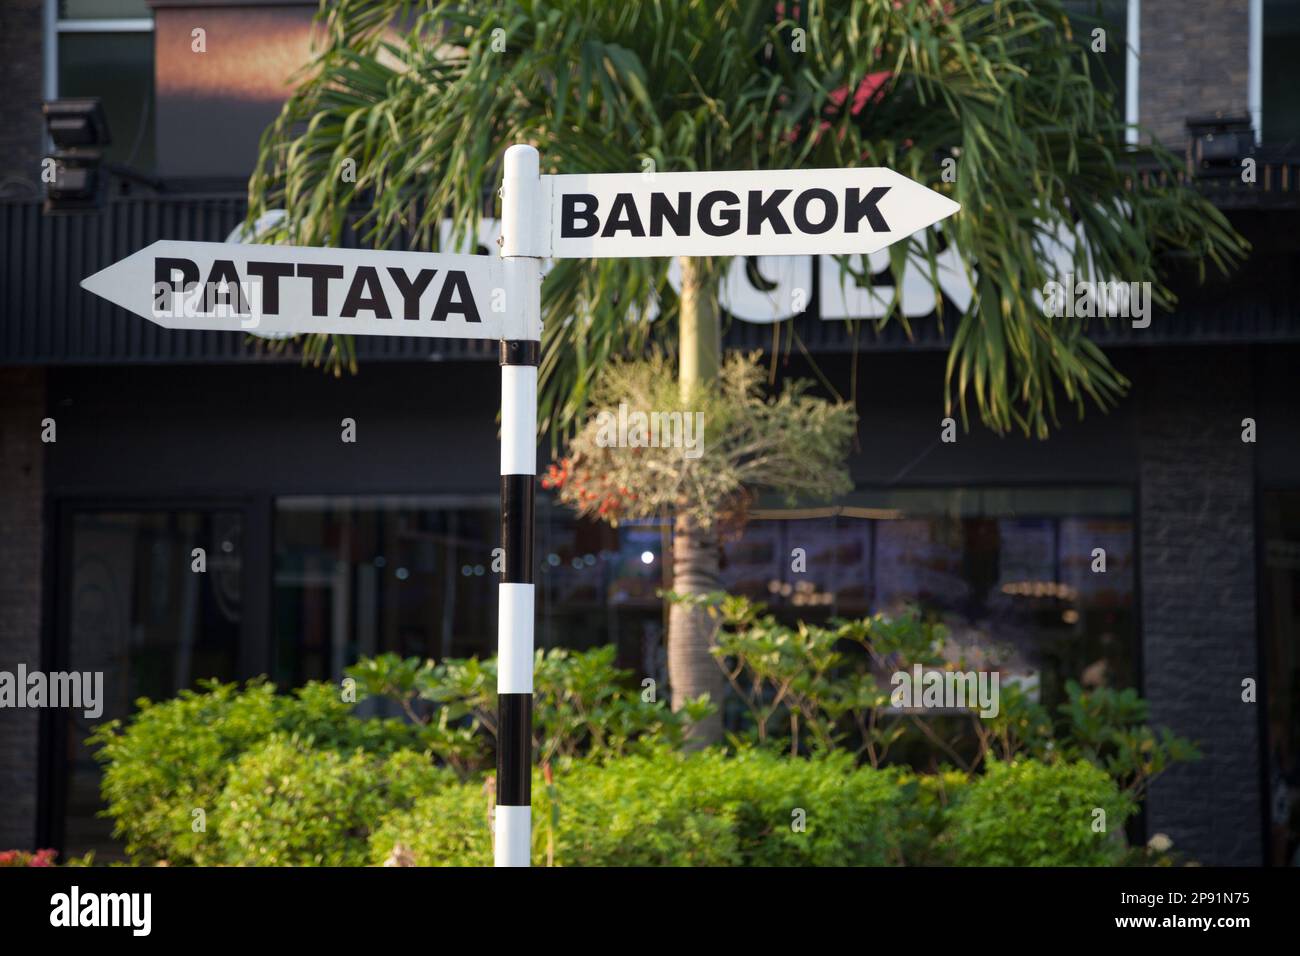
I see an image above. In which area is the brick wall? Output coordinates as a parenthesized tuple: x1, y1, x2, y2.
(1137, 347, 1262, 865)
(1140, 0, 1251, 149)
(0, 0, 45, 197)
(0, 368, 46, 850)
(0, 0, 1258, 186)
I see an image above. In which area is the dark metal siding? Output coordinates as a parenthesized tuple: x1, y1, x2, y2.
(0, 196, 497, 365)
(3, 195, 1299, 365)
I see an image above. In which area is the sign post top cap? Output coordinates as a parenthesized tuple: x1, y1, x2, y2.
(504, 144, 540, 178)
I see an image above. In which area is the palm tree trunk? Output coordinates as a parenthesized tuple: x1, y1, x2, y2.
(669, 256, 725, 745)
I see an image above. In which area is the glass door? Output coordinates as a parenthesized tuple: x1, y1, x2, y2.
(1263, 490, 1300, 866)
(53, 506, 245, 860)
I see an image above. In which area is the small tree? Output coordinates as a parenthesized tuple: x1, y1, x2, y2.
(541, 351, 856, 740)
(542, 350, 855, 528)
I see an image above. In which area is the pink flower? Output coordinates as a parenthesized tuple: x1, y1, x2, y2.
(827, 71, 893, 116)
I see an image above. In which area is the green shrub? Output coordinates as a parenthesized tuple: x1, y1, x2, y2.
(705, 748, 905, 865)
(946, 759, 1135, 866)
(87, 648, 1178, 869)
(667, 594, 1200, 798)
(893, 768, 971, 866)
(532, 751, 742, 866)
(1055, 680, 1202, 799)
(217, 738, 450, 866)
(372, 754, 740, 867)
(88, 679, 419, 864)
(371, 776, 498, 867)
(348, 646, 710, 777)
(372, 747, 907, 867)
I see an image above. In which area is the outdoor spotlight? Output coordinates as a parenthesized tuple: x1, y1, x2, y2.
(1186, 114, 1254, 178)
(41, 98, 112, 214)
(43, 153, 102, 207)
(44, 98, 111, 150)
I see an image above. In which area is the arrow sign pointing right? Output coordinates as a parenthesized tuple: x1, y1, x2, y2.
(80, 240, 538, 341)
(540, 166, 961, 259)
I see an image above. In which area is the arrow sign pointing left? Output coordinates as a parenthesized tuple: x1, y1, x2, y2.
(80, 240, 539, 340)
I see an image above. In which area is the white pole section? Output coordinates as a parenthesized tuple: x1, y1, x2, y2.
(43, 0, 58, 104)
(1249, 0, 1263, 144)
(495, 143, 544, 867)
(1125, 0, 1141, 147)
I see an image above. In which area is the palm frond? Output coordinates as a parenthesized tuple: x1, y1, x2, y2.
(248, 0, 1247, 441)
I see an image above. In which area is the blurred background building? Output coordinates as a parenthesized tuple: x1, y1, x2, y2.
(2, 0, 1299, 866)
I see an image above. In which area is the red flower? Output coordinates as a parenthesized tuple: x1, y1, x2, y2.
(0, 848, 58, 867)
(541, 458, 573, 491)
(827, 71, 892, 116)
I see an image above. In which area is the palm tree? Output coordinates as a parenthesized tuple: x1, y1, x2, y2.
(248, 0, 1244, 744)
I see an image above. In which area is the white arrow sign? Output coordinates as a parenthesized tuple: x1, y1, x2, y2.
(80, 240, 540, 340)
(539, 167, 960, 259)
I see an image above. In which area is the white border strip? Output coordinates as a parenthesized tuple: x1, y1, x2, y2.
(1249, 0, 1263, 143)
(56, 18, 154, 32)
(494, 804, 530, 866)
(500, 365, 538, 475)
(1125, 0, 1141, 147)
(497, 583, 535, 695)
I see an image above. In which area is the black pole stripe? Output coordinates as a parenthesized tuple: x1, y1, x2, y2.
(496, 693, 532, 806)
(500, 475, 534, 583)
(500, 338, 540, 366)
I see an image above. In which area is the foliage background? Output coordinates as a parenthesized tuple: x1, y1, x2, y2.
(249, 0, 1245, 440)
(87, 606, 1194, 867)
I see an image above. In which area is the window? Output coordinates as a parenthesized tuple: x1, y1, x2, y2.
(46, 480, 1137, 857)
(48, 0, 156, 171)
(58, 508, 244, 859)
(537, 511, 661, 667)
(1258, 0, 1300, 147)
(726, 486, 1137, 711)
(1262, 490, 1300, 866)
(272, 497, 667, 687)
(1063, 0, 1137, 144)
(272, 487, 1136, 718)
(274, 497, 499, 686)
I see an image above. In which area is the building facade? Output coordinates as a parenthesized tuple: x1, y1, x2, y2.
(2, 0, 1299, 866)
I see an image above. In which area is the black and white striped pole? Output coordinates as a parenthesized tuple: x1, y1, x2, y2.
(495, 144, 544, 867)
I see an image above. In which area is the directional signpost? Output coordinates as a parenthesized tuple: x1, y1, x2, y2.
(80, 143, 959, 868)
